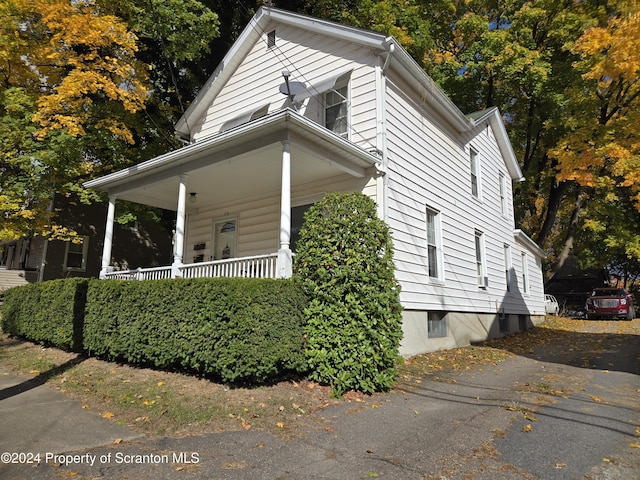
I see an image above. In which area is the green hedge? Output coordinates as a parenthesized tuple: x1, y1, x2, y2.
(83, 277, 309, 383)
(1, 277, 309, 385)
(1, 278, 88, 351)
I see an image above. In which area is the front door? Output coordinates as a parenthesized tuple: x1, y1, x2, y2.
(212, 218, 237, 260)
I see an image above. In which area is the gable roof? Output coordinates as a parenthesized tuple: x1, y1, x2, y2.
(174, 7, 524, 181)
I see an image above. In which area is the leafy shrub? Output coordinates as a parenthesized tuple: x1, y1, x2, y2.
(83, 277, 308, 384)
(1, 278, 88, 351)
(293, 192, 403, 395)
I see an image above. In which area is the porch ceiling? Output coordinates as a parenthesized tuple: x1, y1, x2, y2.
(85, 109, 380, 212)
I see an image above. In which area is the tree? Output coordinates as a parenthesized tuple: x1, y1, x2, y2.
(0, 0, 219, 240)
(0, 0, 146, 240)
(551, 1, 640, 270)
(293, 192, 403, 396)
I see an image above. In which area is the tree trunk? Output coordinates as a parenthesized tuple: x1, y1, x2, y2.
(535, 180, 570, 247)
(554, 188, 586, 273)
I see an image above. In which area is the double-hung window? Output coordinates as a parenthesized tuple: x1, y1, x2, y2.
(470, 148, 480, 198)
(64, 236, 89, 271)
(324, 84, 348, 138)
(475, 231, 486, 288)
(504, 244, 512, 292)
(499, 172, 507, 215)
(426, 207, 442, 281)
(521, 252, 529, 294)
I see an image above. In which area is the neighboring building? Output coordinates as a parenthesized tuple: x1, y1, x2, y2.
(84, 7, 546, 355)
(0, 194, 172, 288)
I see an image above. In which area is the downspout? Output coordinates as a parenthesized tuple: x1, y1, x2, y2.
(378, 38, 395, 222)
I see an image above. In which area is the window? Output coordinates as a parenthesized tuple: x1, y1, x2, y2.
(521, 252, 529, 294)
(267, 30, 276, 48)
(475, 231, 486, 288)
(324, 84, 348, 138)
(499, 172, 507, 215)
(504, 244, 512, 292)
(64, 236, 89, 271)
(470, 148, 480, 198)
(426, 208, 442, 280)
(427, 311, 447, 338)
(290, 203, 314, 252)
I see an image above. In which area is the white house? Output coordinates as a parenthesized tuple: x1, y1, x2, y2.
(84, 7, 546, 355)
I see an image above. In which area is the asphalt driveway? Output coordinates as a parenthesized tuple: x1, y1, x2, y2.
(1, 319, 639, 479)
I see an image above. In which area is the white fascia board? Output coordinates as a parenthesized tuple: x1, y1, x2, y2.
(174, 11, 266, 139)
(175, 7, 388, 139)
(85, 109, 379, 192)
(515, 229, 545, 258)
(484, 109, 524, 181)
(385, 38, 471, 133)
(263, 8, 388, 50)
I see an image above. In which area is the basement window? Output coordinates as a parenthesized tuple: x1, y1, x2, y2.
(427, 311, 447, 338)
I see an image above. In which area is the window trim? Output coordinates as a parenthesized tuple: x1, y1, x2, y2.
(475, 230, 487, 289)
(470, 148, 481, 199)
(426, 207, 443, 282)
(63, 235, 89, 272)
(499, 171, 507, 216)
(504, 244, 512, 293)
(323, 81, 349, 139)
(521, 252, 530, 294)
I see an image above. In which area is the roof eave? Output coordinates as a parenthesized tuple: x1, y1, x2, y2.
(85, 109, 380, 192)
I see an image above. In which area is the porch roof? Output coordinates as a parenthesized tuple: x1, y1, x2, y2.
(84, 109, 381, 212)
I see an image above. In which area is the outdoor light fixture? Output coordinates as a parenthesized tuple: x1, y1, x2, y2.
(189, 192, 197, 203)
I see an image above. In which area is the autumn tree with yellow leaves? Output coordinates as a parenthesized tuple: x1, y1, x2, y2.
(552, 4, 640, 272)
(0, 0, 218, 241)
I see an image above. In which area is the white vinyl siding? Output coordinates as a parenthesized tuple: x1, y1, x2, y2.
(193, 24, 377, 151)
(383, 75, 543, 314)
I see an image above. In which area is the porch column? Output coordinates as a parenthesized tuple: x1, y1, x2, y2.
(277, 139, 292, 278)
(172, 174, 188, 278)
(99, 195, 117, 279)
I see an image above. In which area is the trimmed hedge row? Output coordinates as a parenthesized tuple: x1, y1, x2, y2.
(1, 277, 309, 384)
(1, 278, 88, 351)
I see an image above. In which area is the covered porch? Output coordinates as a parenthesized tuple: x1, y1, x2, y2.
(84, 109, 381, 280)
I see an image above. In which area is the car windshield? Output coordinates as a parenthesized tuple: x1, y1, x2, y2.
(591, 289, 626, 297)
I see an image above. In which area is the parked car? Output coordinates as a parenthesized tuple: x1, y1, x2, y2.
(586, 288, 635, 320)
(545, 294, 559, 316)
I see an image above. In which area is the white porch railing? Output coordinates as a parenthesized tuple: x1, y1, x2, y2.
(103, 253, 279, 280)
(104, 265, 172, 280)
(180, 253, 278, 279)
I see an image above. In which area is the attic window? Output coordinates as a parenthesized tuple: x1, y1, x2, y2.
(267, 30, 276, 48)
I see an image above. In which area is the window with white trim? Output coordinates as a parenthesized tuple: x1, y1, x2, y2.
(521, 252, 529, 294)
(426, 207, 442, 280)
(427, 311, 447, 338)
(499, 172, 507, 215)
(324, 83, 348, 138)
(64, 236, 89, 271)
(470, 148, 480, 198)
(504, 244, 512, 292)
(475, 231, 486, 288)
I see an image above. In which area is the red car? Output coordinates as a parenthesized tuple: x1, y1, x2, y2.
(586, 288, 635, 320)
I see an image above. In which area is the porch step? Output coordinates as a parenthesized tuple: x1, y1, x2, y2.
(0, 269, 31, 292)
